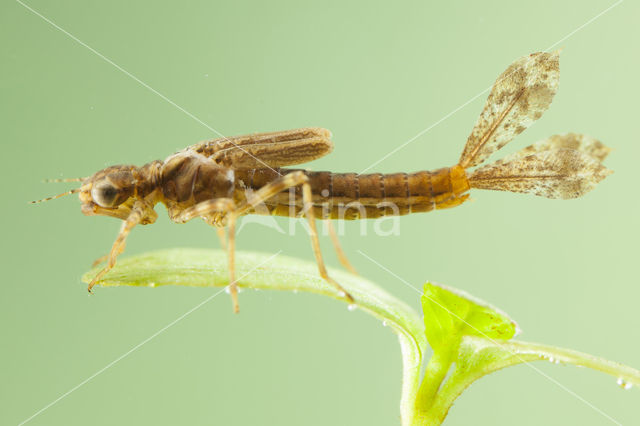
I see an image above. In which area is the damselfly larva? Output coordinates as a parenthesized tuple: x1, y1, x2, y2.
(33, 51, 611, 312)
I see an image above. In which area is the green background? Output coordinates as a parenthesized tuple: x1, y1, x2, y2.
(1, 0, 638, 425)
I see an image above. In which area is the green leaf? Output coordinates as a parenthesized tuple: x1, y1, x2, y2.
(414, 283, 640, 426)
(424, 336, 640, 424)
(456, 336, 640, 391)
(421, 282, 518, 353)
(82, 248, 427, 426)
(83, 253, 640, 426)
(416, 283, 519, 418)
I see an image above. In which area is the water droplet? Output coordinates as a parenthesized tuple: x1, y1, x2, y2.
(617, 378, 633, 390)
(293, 289, 299, 294)
(224, 287, 231, 294)
(382, 320, 388, 327)
(347, 304, 357, 311)
(548, 357, 554, 363)
(338, 291, 346, 298)
(148, 282, 156, 288)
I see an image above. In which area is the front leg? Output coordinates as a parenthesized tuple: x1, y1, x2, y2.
(88, 201, 145, 292)
(170, 198, 240, 313)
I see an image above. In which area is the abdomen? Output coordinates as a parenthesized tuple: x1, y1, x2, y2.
(234, 166, 470, 219)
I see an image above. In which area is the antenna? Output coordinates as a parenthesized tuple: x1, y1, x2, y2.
(43, 177, 86, 183)
(30, 188, 81, 204)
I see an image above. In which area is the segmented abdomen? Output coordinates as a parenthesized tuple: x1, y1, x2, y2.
(233, 165, 470, 219)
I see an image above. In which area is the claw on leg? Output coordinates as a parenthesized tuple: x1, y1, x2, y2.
(88, 253, 116, 293)
(88, 202, 144, 293)
(88, 243, 121, 293)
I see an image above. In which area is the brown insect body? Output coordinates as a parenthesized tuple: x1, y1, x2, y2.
(80, 155, 470, 226)
(158, 152, 236, 225)
(36, 51, 612, 313)
(234, 166, 470, 220)
(78, 153, 233, 224)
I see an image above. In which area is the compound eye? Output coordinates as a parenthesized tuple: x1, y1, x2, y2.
(91, 181, 119, 208)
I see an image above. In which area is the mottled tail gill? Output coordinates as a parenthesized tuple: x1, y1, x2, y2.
(468, 133, 612, 199)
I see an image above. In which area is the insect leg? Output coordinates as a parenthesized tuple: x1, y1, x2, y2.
(88, 202, 144, 292)
(172, 199, 235, 223)
(91, 254, 108, 267)
(326, 220, 358, 275)
(227, 212, 238, 313)
(172, 198, 241, 313)
(301, 182, 355, 303)
(235, 171, 354, 303)
(216, 226, 227, 250)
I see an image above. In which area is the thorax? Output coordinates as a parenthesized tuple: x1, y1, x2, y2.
(158, 151, 235, 207)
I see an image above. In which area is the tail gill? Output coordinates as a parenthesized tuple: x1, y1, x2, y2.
(467, 133, 612, 199)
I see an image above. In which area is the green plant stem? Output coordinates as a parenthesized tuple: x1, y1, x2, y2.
(397, 330, 424, 426)
(415, 350, 453, 410)
(411, 349, 454, 426)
